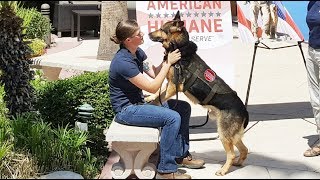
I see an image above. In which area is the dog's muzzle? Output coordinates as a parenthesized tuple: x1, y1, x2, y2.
(149, 29, 168, 43)
(148, 35, 163, 43)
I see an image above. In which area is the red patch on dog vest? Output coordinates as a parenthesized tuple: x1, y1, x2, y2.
(204, 69, 216, 82)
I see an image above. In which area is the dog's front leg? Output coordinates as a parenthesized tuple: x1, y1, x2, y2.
(150, 81, 177, 106)
(144, 90, 161, 103)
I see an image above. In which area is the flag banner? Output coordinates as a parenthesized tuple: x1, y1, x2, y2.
(136, 1, 236, 87)
(237, 1, 304, 44)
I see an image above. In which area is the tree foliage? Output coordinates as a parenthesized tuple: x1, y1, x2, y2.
(0, 4, 35, 117)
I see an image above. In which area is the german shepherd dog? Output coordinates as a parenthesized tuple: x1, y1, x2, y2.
(146, 11, 249, 176)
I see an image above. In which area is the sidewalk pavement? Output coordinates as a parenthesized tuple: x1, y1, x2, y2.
(44, 25, 320, 179)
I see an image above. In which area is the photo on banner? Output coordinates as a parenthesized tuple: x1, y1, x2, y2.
(237, 1, 304, 44)
(136, 1, 236, 88)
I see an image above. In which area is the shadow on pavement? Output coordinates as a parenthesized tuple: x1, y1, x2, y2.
(189, 101, 313, 135)
(303, 135, 320, 148)
(191, 149, 320, 178)
(247, 101, 313, 121)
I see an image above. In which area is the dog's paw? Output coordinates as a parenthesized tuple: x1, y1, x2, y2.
(215, 169, 227, 176)
(232, 161, 243, 167)
(144, 95, 155, 103)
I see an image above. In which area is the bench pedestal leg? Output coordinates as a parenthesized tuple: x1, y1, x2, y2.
(42, 66, 62, 81)
(111, 142, 157, 179)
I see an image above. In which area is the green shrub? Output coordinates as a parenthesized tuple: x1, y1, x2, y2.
(30, 69, 48, 90)
(24, 38, 47, 57)
(16, 7, 35, 35)
(0, 116, 12, 156)
(10, 112, 99, 178)
(0, 80, 100, 178)
(0, 96, 40, 178)
(0, 1, 22, 11)
(10, 113, 54, 168)
(0, 85, 11, 161)
(0, 141, 13, 161)
(26, 9, 51, 40)
(35, 71, 114, 127)
(35, 71, 114, 164)
(0, 119, 13, 161)
(0, 85, 8, 119)
(0, 112, 40, 179)
(16, 7, 51, 41)
(52, 124, 98, 177)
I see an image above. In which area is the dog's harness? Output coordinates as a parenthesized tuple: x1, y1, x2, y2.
(181, 55, 233, 105)
(161, 24, 233, 105)
(168, 41, 233, 105)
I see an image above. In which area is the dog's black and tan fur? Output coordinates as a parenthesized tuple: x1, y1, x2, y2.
(146, 11, 249, 176)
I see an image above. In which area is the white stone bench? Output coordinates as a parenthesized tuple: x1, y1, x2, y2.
(104, 119, 160, 179)
(31, 56, 110, 81)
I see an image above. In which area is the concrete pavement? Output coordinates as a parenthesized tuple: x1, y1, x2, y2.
(44, 24, 320, 178)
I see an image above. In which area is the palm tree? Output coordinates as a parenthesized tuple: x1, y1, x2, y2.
(97, 1, 128, 60)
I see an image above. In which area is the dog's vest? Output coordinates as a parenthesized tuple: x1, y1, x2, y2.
(179, 54, 234, 105)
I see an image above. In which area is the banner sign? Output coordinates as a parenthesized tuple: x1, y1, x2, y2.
(237, 1, 304, 44)
(136, 1, 235, 87)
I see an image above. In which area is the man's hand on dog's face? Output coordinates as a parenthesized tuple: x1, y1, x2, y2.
(167, 49, 181, 65)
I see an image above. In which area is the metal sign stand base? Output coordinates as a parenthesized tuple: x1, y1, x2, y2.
(245, 40, 307, 108)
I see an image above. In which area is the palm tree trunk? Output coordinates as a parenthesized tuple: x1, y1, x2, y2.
(97, 1, 128, 60)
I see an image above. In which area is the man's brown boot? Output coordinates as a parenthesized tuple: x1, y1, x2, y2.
(176, 153, 205, 169)
(155, 172, 191, 179)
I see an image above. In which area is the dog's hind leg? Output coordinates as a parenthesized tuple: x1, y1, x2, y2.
(215, 139, 236, 176)
(233, 139, 248, 166)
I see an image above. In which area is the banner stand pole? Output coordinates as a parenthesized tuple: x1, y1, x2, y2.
(245, 40, 307, 108)
(245, 41, 260, 107)
(297, 41, 307, 69)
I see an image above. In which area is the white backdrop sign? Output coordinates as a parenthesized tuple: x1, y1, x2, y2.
(136, 1, 235, 87)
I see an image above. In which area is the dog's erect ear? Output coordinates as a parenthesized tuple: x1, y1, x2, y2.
(173, 10, 181, 21)
(178, 21, 184, 27)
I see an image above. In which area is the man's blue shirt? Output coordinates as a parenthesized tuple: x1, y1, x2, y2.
(109, 45, 147, 113)
(307, 1, 320, 49)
